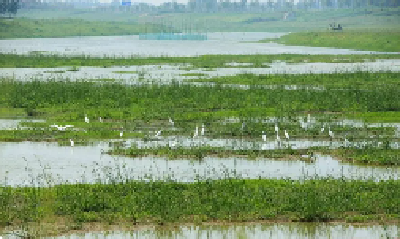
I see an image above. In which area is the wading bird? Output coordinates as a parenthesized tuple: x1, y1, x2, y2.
(262, 131, 267, 142)
(169, 117, 174, 126)
(321, 125, 325, 133)
(193, 126, 199, 138)
(329, 127, 334, 139)
(285, 130, 289, 140)
(120, 131, 123, 137)
(70, 139, 74, 147)
(156, 130, 162, 137)
(99, 117, 103, 123)
(85, 114, 89, 123)
(201, 124, 205, 136)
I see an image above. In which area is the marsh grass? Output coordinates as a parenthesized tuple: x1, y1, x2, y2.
(109, 145, 309, 160)
(1, 53, 399, 68)
(187, 72, 400, 90)
(0, 77, 398, 142)
(332, 148, 400, 166)
(180, 73, 208, 77)
(0, 177, 399, 236)
(0, 19, 169, 39)
(260, 31, 400, 52)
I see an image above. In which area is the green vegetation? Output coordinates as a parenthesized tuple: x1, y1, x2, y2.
(188, 72, 400, 89)
(0, 178, 399, 237)
(112, 70, 139, 74)
(260, 31, 400, 52)
(1, 53, 400, 68)
(0, 19, 169, 39)
(180, 72, 208, 77)
(109, 145, 312, 160)
(0, 74, 398, 143)
(333, 148, 400, 165)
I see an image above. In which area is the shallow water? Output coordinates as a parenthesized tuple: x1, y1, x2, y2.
(1, 32, 397, 57)
(38, 223, 399, 239)
(1, 59, 399, 84)
(0, 141, 398, 187)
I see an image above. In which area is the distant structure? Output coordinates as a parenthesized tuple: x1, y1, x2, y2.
(329, 22, 343, 31)
(139, 17, 207, 41)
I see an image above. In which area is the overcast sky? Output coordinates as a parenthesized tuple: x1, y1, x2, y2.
(103, 0, 296, 6)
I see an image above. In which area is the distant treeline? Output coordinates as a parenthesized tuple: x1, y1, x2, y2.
(0, 0, 19, 17)
(17, 0, 400, 13)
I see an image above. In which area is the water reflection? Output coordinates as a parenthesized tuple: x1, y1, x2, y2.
(0, 141, 398, 187)
(42, 223, 399, 239)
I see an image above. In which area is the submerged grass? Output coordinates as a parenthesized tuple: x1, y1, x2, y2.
(0, 178, 399, 237)
(1, 53, 400, 68)
(109, 145, 311, 160)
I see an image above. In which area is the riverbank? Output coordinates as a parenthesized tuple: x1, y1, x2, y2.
(259, 31, 400, 52)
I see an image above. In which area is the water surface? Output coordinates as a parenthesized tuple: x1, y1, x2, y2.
(0, 141, 398, 187)
(43, 223, 400, 239)
(1, 32, 397, 57)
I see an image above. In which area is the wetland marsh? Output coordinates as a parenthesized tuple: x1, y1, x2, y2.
(1, 23, 400, 237)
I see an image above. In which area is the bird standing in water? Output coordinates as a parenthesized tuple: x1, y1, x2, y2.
(262, 131, 267, 142)
(70, 139, 74, 147)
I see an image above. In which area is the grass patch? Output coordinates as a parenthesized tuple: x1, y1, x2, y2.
(112, 71, 139, 74)
(109, 145, 311, 160)
(0, 76, 398, 142)
(1, 53, 400, 68)
(260, 31, 400, 52)
(0, 18, 170, 39)
(43, 70, 66, 74)
(187, 72, 400, 89)
(180, 73, 208, 77)
(0, 178, 399, 237)
(332, 148, 400, 166)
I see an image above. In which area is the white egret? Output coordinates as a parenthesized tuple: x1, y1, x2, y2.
(57, 126, 66, 131)
(65, 125, 74, 128)
(49, 124, 58, 128)
(307, 114, 311, 123)
(201, 124, 205, 136)
(321, 125, 325, 133)
(328, 127, 334, 138)
(284, 130, 289, 140)
(276, 132, 280, 141)
(84, 114, 89, 123)
(169, 117, 174, 126)
(344, 137, 349, 147)
(99, 117, 103, 123)
(275, 124, 279, 133)
(193, 126, 199, 138)
(156, 130, 162, 137)
(120, 131, 123, 137)
(70, 139, 74, 147)
(262, 131, 267, 142)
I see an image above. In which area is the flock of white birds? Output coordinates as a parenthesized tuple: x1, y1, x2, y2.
(64, 114, 334, 147)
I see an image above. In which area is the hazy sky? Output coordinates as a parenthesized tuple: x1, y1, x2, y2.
(104, 0, 290, 6)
